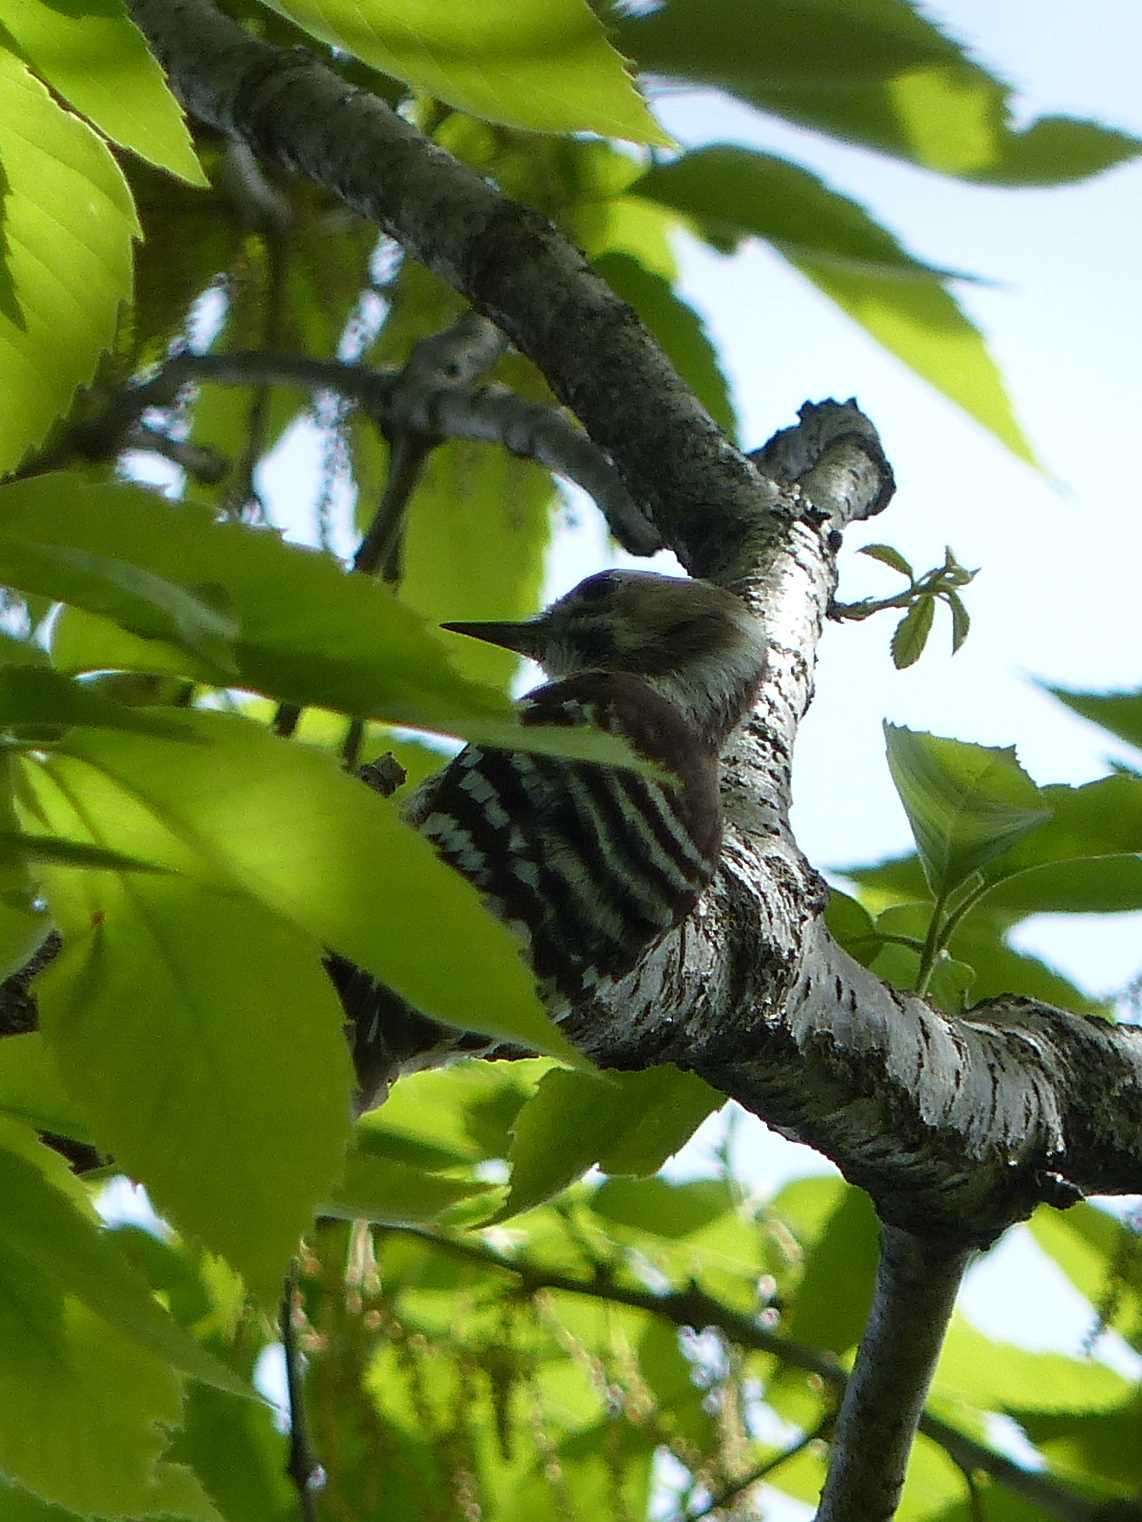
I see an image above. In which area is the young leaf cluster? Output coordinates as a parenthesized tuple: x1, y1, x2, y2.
(834, 544, 977, 668)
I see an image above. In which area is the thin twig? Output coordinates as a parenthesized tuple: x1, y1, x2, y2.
(280, 1258, 322, 1521)
(352, 431, 432, 581)
(672, 1414, 833, 1522)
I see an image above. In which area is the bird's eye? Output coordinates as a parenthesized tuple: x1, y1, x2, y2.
(577, 572, 619, 603)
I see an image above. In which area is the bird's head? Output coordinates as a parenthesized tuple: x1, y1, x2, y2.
(443, 570, 766, 745)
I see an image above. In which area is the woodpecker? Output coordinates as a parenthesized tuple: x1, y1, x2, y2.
(332, 570, 767, 1103)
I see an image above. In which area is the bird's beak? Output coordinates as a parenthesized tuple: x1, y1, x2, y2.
(440, 616, 548, 660)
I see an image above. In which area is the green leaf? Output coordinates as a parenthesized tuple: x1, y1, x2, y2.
(935, 1314, 1128, 1414)
(824, 887, 883, 966)
(943, 589, 971, 653)
(0, 1117, 245, 1394)
(592, 253, 736, 438)
(33, 877, 353, 1303)
(494, 1065, 721, 1220)
(969, 775, 1142, 918)
(1047, 686, 1142, 753)
(0, 633, 48, 668)
(611, 0, 1139, 183)
(0, 754, 51, 980)
(3, 0, 204, 183)
(890, 595, 934, 668)
(321, 1134, 495, 1223)
(0, 1128, 224, 1517)
(359, 1059, 544, 1165)
(0, 537, 239, 679)
(0, 1034, 89, 1141)
(171, 1382, 298, 1522)
(1028, 1206, 1142, 1349)
(261, 0, 669, 143)
(0, 475, 640, 767)
(637, 147, 963, 277)
(0, 665, 197, 740)
(635, 147, 1035, 463)
(0, 831, 176, 877)
(0, 50, 137, 473)
(787, 1186, 879, 1356)
(859, 543, 914, 579)
(945, 927, 1106, 1016)
(19, 709, 573, 1060)
(589, 1177, 764, 1274)
(884, 725, 1051, 897)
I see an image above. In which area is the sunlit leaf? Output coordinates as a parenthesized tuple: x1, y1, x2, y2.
(3, 0, 203, 182)
(0, 1034, 89, 1141)
(0, 1120, 223, 1518)
(493, 1066, 720, 1220)
(18, 710, 575, 1060)
(33, 875, 353, 1302)
(0, 475, 641, 767)
(635, 147, 1035, 461)
(260, 0, 668, 143)
(0, 51, 137, 473)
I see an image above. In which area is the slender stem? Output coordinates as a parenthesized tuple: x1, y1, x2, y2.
(914, 893, 947, 997)
(280, 1259, 321, 1521)
(339, 716, 365, 771)
(352, 431, 431, 581)
(937, 878, 991, 950)
(673, 1414, 833, 1522)
(272, 702, 302, 739)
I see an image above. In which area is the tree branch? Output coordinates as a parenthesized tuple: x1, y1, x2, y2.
(125, 0, 772, 577)
(38, 347, 659, 554)
(817, 1227, 969, 1522)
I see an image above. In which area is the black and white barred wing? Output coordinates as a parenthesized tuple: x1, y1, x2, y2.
(404, 673, 722, 1007)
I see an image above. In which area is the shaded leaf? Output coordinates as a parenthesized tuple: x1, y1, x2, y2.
(321, 1134, 495, 1223)
(0, 538, 239, 680)
(635, 147, 1034, 461)
(859, 542, 914, 579)
(611, 0, 1139, 182)
(787, 1186, 879, 1356)
(943, 589, 971, 653)
(884, 725, 1051, 896)
(593, 252, 736, 438)
(0, 665, 199, 739)
(890, 595, 934, 668)
(1047, 686, 1142, 753)
(825, 887, 883, 966)
(0, 1118, 244, 1393)
(0, 1123, 222, 1518)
